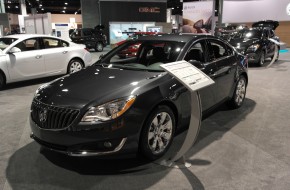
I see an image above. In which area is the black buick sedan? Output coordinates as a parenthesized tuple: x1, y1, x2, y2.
(229, 20, 279, 66)
(30, 34, 248, 160)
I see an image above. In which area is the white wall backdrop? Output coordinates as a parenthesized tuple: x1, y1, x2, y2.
(223, 0, 290, 23)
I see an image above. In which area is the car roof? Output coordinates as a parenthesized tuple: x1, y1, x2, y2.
(3, 34, 64, 41)
(137, 33, 214, 42)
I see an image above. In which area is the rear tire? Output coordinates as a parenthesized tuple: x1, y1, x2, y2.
(67, 59, 83, 74)
(139, 105, 176, 161)
(0, 73, 5, 90)
(228, 75, 247, 109)
(95, 42, 104, 52)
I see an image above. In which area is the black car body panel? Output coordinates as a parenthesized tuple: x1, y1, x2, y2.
(70, 28, 107, 51)
(252, 20, 279, 30)
(30, 34, 248, 157)
(229, 25, 280, 65)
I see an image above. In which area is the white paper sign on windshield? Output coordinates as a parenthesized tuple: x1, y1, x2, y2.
(161, 61, 214, 92)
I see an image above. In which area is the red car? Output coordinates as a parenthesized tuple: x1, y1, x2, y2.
(116, 32, 162, 58)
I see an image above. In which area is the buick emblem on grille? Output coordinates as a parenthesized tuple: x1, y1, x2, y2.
(39, 109, 48, 123)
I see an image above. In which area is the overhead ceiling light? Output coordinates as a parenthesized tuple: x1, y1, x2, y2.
(7, 6, 10, 8)
(39, 4, 42, 7)
(15, 5, 18, 8)
(65, 2, 68, 5)
(64, 7, 66, 9)
(41, 8, 44, 10)
(62, 10, 66, 13)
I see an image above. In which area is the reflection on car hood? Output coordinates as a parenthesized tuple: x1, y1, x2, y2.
(229, 38, 260, 50)
(35, 65, 164, 109)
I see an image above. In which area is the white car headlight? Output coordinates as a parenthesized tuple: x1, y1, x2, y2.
(81, 96, 136, 122)
(247, 44, 260, 52)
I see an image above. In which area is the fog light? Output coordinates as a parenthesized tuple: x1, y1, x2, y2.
(104, 141, 112, 148)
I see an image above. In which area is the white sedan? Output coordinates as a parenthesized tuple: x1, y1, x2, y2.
(0, 34, 92, 89)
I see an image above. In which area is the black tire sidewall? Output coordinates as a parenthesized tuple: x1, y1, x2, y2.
(139, 105, 176, 160)
(0, 73, 5, 90)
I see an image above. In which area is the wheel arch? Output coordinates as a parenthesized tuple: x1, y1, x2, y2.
(138, 99, 179, 141)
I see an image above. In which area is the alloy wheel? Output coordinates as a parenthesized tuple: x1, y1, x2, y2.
(235, 78, 246, 106)
(69, 61, 83, 73)
(147, 112, 173, 155)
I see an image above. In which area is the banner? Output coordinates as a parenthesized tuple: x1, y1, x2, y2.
(182, 1, 213, 33)
(223, 0, 290, 23)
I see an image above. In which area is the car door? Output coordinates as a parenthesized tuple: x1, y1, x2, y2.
(183, 39, 219, 111)
(41, 37, 70, 74)
(6, 37, 45, 81)
(207, 39, 236, 102)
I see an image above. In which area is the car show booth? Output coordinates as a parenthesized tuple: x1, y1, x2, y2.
(81, 0, 169, 45)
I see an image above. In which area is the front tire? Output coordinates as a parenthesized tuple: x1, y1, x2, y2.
(139, 105, 176, 160)
(228, 75, 247, 109)
(257, 51, 265, 67)
(67, 59, 83, 74)
(0, 73, 5, 90)
(95, 42, 104, 52)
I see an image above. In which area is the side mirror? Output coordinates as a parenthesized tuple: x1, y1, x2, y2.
(9, 47, 21, 54)
(188, 60, 204, 69)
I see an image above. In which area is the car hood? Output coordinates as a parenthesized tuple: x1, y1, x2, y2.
(35, 65, 164, 109)
(229, 38, 260, 51)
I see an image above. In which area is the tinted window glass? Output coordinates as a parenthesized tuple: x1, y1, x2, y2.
(43, 38, 62, 48)
(0, 37, 18, 50)
(98, 40, 185, 72)
(14, 38, 39, 52)
(208, 40, 228, 61)
(184, 42, 205, 63)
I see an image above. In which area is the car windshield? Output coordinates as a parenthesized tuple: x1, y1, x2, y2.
(97, 40, 185, 72)
(233, 29, 262, 39)
(0, 38, 18, 50)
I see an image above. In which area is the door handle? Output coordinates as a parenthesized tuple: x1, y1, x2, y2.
(62, 51, 68, 54)
(35, 55, 42, 59)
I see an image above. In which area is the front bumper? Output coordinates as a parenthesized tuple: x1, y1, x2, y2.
(29, 116, 140, 157)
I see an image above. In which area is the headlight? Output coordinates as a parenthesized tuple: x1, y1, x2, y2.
(81, 96, 136, 122)
(247, 44, 260, 52)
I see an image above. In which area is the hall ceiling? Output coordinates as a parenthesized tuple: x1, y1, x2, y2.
(3, 0, 197, 15)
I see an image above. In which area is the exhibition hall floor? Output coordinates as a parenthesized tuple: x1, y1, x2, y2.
(1, 49, 290, 190)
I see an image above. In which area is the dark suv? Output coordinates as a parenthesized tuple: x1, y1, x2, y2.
(229, 20, 280, 66)
(70, 28, 107, 52)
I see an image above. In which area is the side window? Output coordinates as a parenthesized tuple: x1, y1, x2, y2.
(60, 40, 69, 47)
(184, 41, 205, 63)
(14, 38, 39, 52)
(43, 38, 61, 49)
(208, 40, 228, 61)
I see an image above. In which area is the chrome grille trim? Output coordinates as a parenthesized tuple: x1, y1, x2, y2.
(31, 99, 80, 131)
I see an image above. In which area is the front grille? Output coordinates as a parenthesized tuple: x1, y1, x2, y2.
(31, 99, 80, 130)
